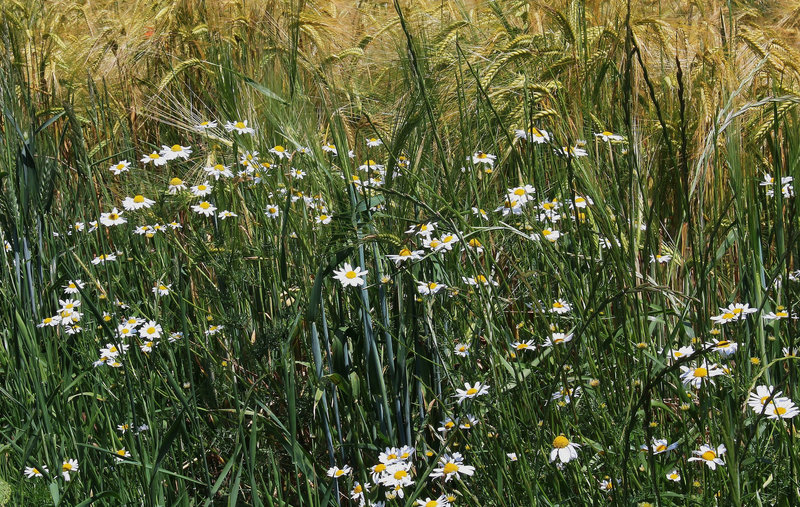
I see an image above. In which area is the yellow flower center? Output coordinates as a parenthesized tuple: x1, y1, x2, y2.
(169, 177, 183, 185)
(442, 235, 453, 243)
(199, 202, 210, 210)
(345, 271, 357, 279)
(469, 239, 482, 248)
(109, 213, 119, 220)
(553, 302, 563, 308)
(514, 188, 525, 195)
(133, 195, 145, 203)
(701, 450, 716, 461)
(319, 215, 328, 221)
(214, 164, 225, 171)
(399, 248, 412, 256)
(353, 484, 362, 493)
(656, 444, 666, 452)
(116, 449, 126, 456)
(425, 501, 438, 507)
(476, 275, 487, 283)
(442, 462, 459, 475)
(466, 387, 478, 395)
(531, 127, 542, 136)
(776, 406, 787, 415)
(116, 163, 125, 169)
(149, 153, 160, 159)
(516, 343, 528, 350)
(146, 327, 156, 334)
(477, 153, 487, 159)
(393, 470, 407, 479)
(553, 436, 569, 449)
(235, 122, 245, 129)
(373, 464, 386, 473)
(693, 367, 708, 378)
(62, 463, 73, 471)
(171, 145, 182, 151)
(428, 283, 438, 290)
(602, 131, 613, 136)
(334, 469, 344, 477)
(273, 145, 285, 152)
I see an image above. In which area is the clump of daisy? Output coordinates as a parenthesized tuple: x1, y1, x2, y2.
(748, 385, 799, 420)
(710, 303, 757, 325)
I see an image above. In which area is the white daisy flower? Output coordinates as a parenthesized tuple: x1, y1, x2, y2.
(688, 444, 726, 470)
(122, 194, 155, 211)
(550, 435, 580, 463)
(141, 151, 167, 166)
(333, 262, 368, 287)
(160, 144, 192, 160)
(453, 382, 489, 404)
(224, 120, 254, 134)
(109, 160, 131, 175)
(191, 201, 217, 217)
(194, 120, 218, 131)
(472, 151, 496, 166)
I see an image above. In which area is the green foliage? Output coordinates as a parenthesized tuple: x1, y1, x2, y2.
(2, 0, 800, 506)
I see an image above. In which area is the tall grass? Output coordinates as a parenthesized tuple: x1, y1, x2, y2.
(1, 0, 800, 505)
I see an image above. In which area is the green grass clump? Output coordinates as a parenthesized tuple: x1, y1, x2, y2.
(2, 0, 800, 505)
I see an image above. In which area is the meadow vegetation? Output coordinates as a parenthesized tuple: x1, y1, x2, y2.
(2, 0, 800, 504)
